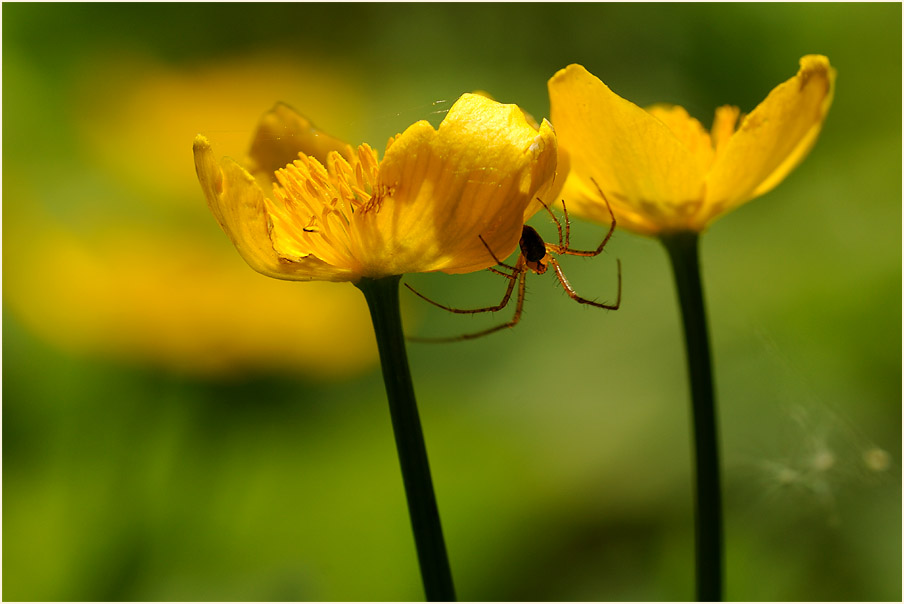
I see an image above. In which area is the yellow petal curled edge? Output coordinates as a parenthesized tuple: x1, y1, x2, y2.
(351, 93, 558, 277)
(193, 135, 350, 281)
(702, 55, 836, 225)
(548, 64, 709, 235)
(471, 89, 566, 218)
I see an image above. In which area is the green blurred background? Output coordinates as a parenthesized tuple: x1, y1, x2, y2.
(3, 3, 900, 601)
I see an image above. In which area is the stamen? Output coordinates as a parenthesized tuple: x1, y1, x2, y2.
(355, 161, 366, 193)
(350, 185, 371, 204)
(267, 143, 380, 268)
(302, 216, 319, 233)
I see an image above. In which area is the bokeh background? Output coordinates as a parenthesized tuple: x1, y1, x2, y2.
(3, 3, 900, 601)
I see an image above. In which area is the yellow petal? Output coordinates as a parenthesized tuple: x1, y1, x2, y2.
(548, 64, 708, 234)
(246, 102, 351, 177)
(473, 90, 562, 220)
(710, 105, 741, 154)
(354, 93, 557, 277)
(528, 142, 571, 221)
(702, 55, 836, 224)
(647, 104, 715, 176)
(193, 135, 350, 281)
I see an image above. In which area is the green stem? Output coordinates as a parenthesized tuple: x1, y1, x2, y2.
(660, 232, 723, 602)
(355, 276, 456, 602)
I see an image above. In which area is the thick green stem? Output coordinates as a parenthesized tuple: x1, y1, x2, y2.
(660, 232, 723, 602)
(355, 276, 456, 602)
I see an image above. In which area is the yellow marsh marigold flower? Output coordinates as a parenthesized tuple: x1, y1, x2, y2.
(194, 93, 558, 282)
(2, 212, 376, 377)
(76, 52, 364, 204)
(548, 55, 836, 235)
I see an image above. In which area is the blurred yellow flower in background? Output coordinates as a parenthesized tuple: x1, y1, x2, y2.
(74, 52, 365, 206)
(3, 217, 376, 377)
(194, 93, 558, 282)
(4, 53, 380, 377)
(548, 55, 836, 235)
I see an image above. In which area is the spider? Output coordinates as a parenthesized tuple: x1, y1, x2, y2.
(405, 184, 622, 342)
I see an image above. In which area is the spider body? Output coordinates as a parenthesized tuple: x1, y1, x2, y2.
(406, 182, 621, 342)
(520, 225, 549, 274)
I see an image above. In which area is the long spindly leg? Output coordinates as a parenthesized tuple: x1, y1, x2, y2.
(536, 198, 566, 248)
(478, 234, 518, 271)
(410, 268, 528, 343)
(487, 265, 517, 279)
(536, 197, 589, 258)
(547, 180, 617, 257)
(549, 256, 622, 310)
(403, 258, 522, 315)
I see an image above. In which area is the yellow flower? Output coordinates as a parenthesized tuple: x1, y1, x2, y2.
(194, 93, 558, 282)
(2, 211, 378, 378)
(548, 55, 836, 235)
(75, 52, 365, 204)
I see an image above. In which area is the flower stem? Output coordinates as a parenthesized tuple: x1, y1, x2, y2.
(660, 232, 723, 602)
(355, 275, 456, 602)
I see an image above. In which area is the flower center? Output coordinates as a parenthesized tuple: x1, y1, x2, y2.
(267, 144, 381, 267)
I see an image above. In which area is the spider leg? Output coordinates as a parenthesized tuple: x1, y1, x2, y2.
(536, 198, 566, 248)
(403, 257, 521, 315)
(561, 197, 572, 248)
(548, 180, 617, 257)
(409, 268, 528, 343)
(549, 256, 622, 310)
(478, 234, 518, 271)
(487, 265, 517, 280)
